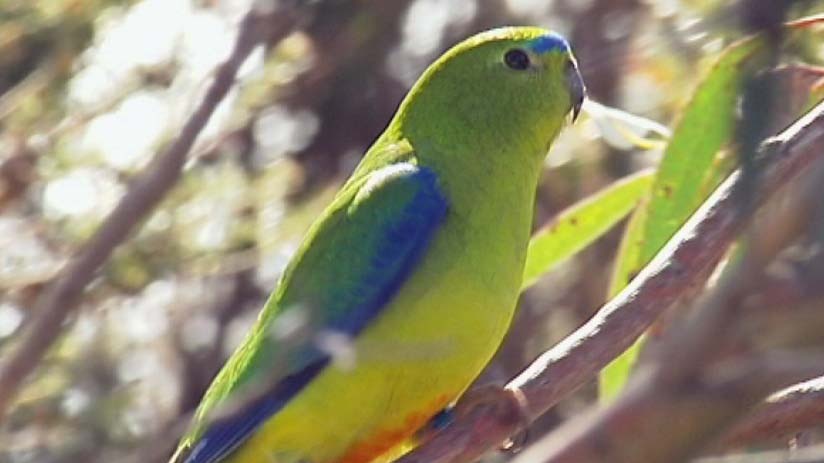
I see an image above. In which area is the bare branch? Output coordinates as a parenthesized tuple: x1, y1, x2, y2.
(506, 154, 824, 463)
(399, 99, 824, 463)
(723, 377, 824, 447)
(696, 443, 824, 463)
(0, 3, 305, 420)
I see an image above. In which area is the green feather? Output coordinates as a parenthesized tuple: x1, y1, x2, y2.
(172, 26, 583, 463)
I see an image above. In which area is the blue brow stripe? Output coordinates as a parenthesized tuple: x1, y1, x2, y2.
(530, 34, 570, 54)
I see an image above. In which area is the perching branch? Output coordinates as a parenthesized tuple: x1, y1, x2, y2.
(399, 99, 824, 463)
(511, 283, 824, 462)
(504, 95, 824, 462)
(0, 3, 305, 420)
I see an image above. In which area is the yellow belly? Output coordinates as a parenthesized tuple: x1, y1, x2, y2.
(222, 164, 534, 463)
(225, 249, 519, 463)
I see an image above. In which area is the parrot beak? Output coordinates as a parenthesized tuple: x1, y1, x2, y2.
(566, 60, 585, 123)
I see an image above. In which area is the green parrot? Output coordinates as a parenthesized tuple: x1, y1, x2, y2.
(170, 26, 584, 463)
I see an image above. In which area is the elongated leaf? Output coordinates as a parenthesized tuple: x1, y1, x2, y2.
(522, 170, 654, 290)
(599, 35, 768, 401)
(598, 199, 649, 399)
(644, 38, 765, 254)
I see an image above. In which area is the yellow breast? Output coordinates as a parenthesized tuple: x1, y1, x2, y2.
(224, 215, 523, 463)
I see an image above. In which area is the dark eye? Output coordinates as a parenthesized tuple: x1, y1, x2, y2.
(504, 49, 530, 70)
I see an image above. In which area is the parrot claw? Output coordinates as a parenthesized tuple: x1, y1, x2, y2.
(416, 384, 532, 452)
(416, 407, 456, 442)
(455, 384, 532, 454)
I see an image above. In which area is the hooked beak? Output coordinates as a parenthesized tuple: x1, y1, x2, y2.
(566, 60, 585, 122)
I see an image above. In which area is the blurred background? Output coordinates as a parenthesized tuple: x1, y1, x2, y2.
(0, 0, 822, 462)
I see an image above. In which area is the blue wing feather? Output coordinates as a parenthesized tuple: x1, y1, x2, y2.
(327, 164, 447, 334)
(185, 359, 329, 463)
(180, 162, 447, 463)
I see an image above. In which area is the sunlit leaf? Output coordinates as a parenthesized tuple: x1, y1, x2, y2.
(599, 34, 768, 401)
(584, 100, 671, 151)
(521, 170, 654, 290)
(600, 16, 824, 400)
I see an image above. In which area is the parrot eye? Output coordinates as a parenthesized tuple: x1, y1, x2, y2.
(504, 49, 530, 70)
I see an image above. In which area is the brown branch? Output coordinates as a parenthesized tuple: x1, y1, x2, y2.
(0, 4, 304, 420)
(514, 351, 824, 463)
(696, 443, 824, 463)
(723, 377, 824, 447)
(514, 175, 824, 463)
(506, 128, 824, 462)
(398, 99, 824, 463)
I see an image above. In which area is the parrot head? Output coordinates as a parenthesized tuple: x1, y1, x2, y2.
(395, 27, 585, 164)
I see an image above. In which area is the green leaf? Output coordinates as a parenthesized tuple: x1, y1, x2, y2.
(642, 38, 764, 257)
(606, 195, 649, 298)
(521, 170, 654, 290)
(599, 35, 768, 401)
(598, 200, 648, 400)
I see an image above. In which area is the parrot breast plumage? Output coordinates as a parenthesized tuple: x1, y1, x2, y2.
(171, 26, 584, 463)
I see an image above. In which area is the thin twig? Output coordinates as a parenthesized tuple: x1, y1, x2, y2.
(696, 443, 824, 463)
(0, 4, 303, 420)
(723, 376, 824, 447)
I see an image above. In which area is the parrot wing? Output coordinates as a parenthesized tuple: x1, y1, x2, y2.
(177, 155, 448, 463)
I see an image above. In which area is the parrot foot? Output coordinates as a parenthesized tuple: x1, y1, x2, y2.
(456, 384, 531, 454)
(416, 384, 531, 454)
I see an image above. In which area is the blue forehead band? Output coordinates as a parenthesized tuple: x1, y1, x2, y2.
(529, 34, 570, 54)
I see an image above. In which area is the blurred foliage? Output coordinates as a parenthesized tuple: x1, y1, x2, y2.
(0, 0, 822, 462)
(600, 18, 824, 400)
(601, 31, 774, 400)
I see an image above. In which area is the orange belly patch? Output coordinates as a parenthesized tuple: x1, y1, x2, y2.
(336, 393, 453, 463)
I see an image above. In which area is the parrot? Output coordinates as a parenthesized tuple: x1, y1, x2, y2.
(170, 26, 585, 463)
